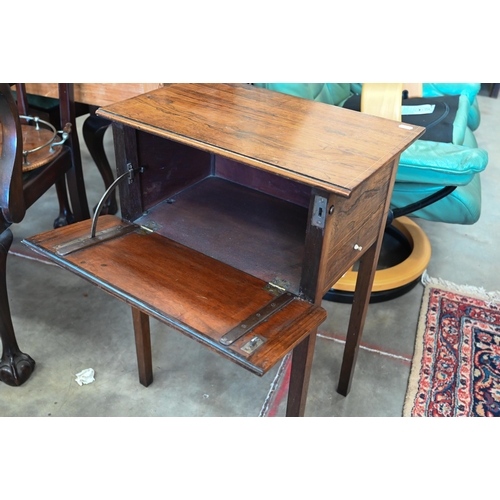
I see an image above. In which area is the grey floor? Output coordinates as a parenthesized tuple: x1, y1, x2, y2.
(1, 89, 499, 417)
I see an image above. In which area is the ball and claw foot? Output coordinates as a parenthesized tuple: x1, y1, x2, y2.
(0, 351, 35, 386)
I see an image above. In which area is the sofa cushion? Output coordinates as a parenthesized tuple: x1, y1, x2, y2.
(397, 141, 488, 186)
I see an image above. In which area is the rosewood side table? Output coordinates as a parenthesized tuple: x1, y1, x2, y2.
(25, 84, 423, 416)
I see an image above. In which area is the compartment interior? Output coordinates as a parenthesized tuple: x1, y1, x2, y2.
(131, 132, 312, 294)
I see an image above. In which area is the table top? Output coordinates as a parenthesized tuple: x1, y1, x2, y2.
(97, 83, 424, 197)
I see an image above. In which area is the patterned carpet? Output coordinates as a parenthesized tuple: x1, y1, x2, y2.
(404, 274, 500, 417)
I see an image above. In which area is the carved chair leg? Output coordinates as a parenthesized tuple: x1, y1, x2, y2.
(82, 113, 118, 216)
(0, 228, 35, 386)
(53, 176, 74, 228)
(131, 306, 153, 387)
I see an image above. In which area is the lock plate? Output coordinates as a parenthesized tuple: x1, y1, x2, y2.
(311, 195, 327, 228)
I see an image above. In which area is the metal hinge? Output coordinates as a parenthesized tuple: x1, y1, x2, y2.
(54, 220, 160, 256)
(54, 224, 137, 256)
(219, 286, 295, 347)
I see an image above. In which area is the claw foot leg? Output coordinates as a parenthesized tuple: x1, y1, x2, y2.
(0, 351, 35, 386)
(0, 227, 36, 386)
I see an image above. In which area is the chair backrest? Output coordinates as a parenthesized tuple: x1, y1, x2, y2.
(0, 83, 26, 224)
(360, 83, 403, 121)
(1, 83, 90, 225)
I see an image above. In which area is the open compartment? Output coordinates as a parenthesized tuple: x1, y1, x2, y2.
(132, 131, 312, 294)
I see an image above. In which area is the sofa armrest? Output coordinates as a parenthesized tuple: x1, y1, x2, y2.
(397, 141, 488, 186)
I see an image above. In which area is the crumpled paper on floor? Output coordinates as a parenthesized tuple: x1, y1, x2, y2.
(75, 368, 95, 386)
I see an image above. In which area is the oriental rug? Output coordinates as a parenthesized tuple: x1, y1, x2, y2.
(403, 274, 500, 417)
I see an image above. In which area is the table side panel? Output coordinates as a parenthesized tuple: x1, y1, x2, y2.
(136, 130, 212, 211)
(112, 123, 144, 221)
(321, 164, 394, 295)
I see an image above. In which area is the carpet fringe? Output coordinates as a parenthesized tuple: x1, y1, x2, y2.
(421, 271, 500, 306)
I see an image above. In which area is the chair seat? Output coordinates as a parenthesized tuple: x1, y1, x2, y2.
(254, 82, 488, 214)
(20, 125, 63, 171)
(0, 123, 63, 172)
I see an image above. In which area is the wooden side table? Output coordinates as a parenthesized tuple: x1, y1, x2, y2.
(24, 84, 423, 416)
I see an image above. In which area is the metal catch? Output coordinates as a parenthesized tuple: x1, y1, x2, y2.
(241, 336, 266, 354)
(311, 195, 327, 229)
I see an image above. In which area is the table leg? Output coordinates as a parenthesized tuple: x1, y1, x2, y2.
(0, 228, 36, 386)
(131, 306, 153, 387)
(337, 242, 379, 396)
(285, 328, 318, 417)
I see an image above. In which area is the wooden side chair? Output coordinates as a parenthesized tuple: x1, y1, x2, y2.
(18, 90, 118, 216)
(0, 83, 90, 386)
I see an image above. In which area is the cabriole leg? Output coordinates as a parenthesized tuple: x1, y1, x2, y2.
(0, 228, 35, 386)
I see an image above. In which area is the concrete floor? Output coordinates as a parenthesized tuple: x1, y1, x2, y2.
(1, 89, 499, 417)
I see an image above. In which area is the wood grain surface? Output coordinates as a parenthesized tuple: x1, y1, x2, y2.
(23, 83, 163, 107)
(97, 83, 424, 196)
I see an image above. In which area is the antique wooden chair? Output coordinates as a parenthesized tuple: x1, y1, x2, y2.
(18, 91, 118, 216)
(21, 83, 164, 218)
(0, 83, 90, 386)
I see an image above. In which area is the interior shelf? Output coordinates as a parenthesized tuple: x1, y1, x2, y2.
(136, 175, 309, 294)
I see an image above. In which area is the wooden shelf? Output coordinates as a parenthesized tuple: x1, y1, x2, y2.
(137, 176, 309, 294)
